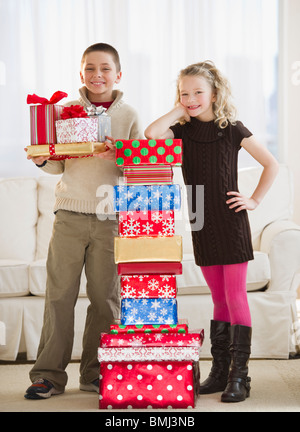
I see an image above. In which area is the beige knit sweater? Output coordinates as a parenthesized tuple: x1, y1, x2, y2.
(39, 87, 143, 215)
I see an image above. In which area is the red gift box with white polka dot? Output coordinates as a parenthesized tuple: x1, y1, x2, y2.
(99, 361, 198, 409)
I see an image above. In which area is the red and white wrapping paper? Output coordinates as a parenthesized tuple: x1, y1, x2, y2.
(119, 210, 175, 237)
(110, 321, 188, 334)
(120, 274, 176, 298)
(55, 117, 98, 143)
(99, 361, 197, 409)
(97, 345, 200, 362)
(29, 105, 64, 145)
(123, 166, 173, 185)
(118, 262, 182, 275)
(100, 331, 204, 348)
(27, 91, 67, 145)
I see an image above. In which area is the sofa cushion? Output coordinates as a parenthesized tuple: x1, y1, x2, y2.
(177, 251, 270, 295)
(239, 165, 293, 249)
(29, 259, 87, 297)
(0, 260, 30, 297)
(0, 177, 37, 261)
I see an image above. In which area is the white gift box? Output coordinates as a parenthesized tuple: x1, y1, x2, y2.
(55, 117, 98, 143)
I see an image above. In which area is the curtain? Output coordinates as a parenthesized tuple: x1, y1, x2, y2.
(0, 0, 278, 177)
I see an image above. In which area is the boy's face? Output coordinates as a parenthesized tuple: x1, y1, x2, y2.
(80, 51, 122, 102)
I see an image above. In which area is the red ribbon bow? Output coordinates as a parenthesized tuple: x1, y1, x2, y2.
(60, 105, 88, 119)
(27, 90, 68, 105)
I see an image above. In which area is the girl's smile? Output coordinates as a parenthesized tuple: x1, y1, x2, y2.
(187, 104, 201, 110)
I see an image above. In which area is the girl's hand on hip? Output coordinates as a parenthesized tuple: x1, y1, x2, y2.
(226, 191, 258, 212)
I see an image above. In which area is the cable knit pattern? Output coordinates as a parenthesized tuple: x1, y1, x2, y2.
(39, 88, 143, 215)
(170, 118, 254, 266)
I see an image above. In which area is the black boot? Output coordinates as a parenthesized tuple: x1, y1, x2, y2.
(199, 320, 231, 394)
(221, 324, 252, 403)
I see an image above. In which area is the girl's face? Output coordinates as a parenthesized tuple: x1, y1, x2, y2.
(80, 51, 122, 102)
(179, 75, 216, 122)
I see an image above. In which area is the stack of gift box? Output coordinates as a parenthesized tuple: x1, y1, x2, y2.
(26, 91, 110, 159)
(97, 139, 204, 409)
(25, 94, 204, 408)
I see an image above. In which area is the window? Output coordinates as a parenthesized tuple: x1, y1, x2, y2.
(0, 0, 279, 176)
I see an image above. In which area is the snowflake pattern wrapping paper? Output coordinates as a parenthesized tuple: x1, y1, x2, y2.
(100, 331, 204, 348)
(120, 298, 178, 325)
(99, 361, 196, 409)
(113, 184, 181, 212)
(120, 274, 177, 298)
(98, 346, 200, 362)
(114, 236, 182, 263)
(115, 139, 182, 166)
(119, 210, 175, 237)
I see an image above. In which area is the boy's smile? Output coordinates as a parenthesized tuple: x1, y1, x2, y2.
(80, 51, 122, 103)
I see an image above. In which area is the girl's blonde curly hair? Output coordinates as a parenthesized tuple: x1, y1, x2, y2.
(175, 61, 237, 129)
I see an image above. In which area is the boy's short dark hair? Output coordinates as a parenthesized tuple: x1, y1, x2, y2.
(81, 43, 121, 72)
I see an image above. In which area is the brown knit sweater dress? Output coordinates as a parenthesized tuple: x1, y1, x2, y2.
(170, 117, 254, 266)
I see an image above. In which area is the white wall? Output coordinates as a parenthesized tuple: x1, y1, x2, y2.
(279, 0, 300, 224)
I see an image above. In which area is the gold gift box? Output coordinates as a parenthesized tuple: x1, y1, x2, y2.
(114, 236, 182, 263)
(26, 142, 106, 157)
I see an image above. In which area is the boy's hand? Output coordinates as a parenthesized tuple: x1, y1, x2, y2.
(24, 148, 49, 165)
(94, 136, 116, 161)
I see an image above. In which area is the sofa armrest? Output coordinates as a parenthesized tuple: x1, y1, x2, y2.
(260, 220, 300, 293)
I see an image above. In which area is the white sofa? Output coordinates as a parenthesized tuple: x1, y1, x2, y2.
(0, 164, 300, 361)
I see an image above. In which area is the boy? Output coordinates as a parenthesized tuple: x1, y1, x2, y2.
(25, 43, 143, 399)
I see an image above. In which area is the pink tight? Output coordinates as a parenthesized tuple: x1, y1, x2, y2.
(200, 262, 251, 327)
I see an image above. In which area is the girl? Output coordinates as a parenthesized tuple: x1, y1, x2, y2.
(145, 61, 279, 403)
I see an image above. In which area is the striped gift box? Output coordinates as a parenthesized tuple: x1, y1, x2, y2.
(123, 166, 173, 185)
(29, 104, 64, 145)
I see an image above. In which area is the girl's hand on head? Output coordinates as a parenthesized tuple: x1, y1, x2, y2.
(226, 191, 259, 212)
(93, 136, 116, 161)
(175, 103, 191, 122)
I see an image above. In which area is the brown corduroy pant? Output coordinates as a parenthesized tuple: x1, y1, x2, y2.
(29, 210, 119, 391)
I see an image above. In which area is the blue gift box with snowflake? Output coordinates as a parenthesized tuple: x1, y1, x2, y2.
(120, 298, 178, 325)
(113, 184, 181, 212)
